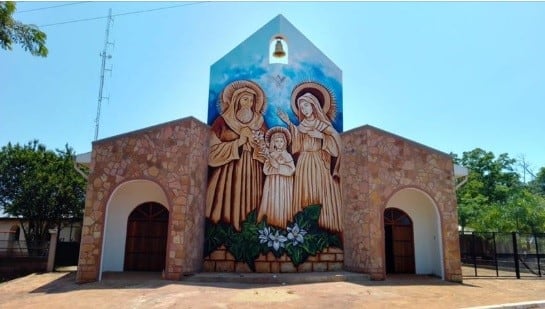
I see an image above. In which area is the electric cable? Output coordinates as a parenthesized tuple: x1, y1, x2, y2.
(15, 2, 92, 14)
(38, 2, 208, 28)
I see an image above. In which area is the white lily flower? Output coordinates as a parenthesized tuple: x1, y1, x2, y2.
(268, 230, 287, 251)
(258, 227, 271, 244)
(287, 223, 307, 246)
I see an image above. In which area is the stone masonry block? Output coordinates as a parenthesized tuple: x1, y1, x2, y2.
(235, 262, 252, 273)
(215, 261, 235, 272)
(328, 262, 343, 271)
(270, 262, 280, 273)
(255, 261, 271, 273)
(312, 262, 328, 272)
(319, 253, 336, 261)
(202, 260, 215, 272)
(297, 262, 312, 272)
(209, 249, 226, 260)
(280, 262, 296, 273)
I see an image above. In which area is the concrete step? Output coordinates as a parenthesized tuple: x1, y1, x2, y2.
(181, 271, 371, 284)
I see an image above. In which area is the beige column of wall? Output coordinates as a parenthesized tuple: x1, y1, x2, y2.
(76, 117, 210, 283)
(341, 126, 375, 277)
(341, 125, 462, 282)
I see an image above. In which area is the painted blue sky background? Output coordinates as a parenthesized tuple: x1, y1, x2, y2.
(2, 1, 545, 180)
(208, 15, 343, 132)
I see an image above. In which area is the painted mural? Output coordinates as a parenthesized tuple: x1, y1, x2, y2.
(206, 80, 268, 231)
(204, 15, 343, 270)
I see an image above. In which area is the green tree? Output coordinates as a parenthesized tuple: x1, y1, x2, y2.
(454, 148, 545, 233)
(455, 148, 520, 205)
(528, 167, 545, 196)
(454, 148, 519, 231)
(474, 189, 545, 233)
(0, 141, 86, 254)
(0, 1, 48, 57)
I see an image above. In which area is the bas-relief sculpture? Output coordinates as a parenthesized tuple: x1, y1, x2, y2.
(205, 79, 343, 268)
(206, 80, 268, 231)
(257, 126, 296, 229)
(279, 85, 343, 233)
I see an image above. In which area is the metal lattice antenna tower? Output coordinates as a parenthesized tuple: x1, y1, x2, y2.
(94, 8, 114, 141)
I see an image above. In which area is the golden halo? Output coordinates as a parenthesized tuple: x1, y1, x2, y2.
(265, 126, 292, 146)
(219, 80, 266, 114)
(290, 81, 337, 121)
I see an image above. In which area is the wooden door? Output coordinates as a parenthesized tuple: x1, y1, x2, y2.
(124, 202, 169, 271)
(384, 208, 415, 274)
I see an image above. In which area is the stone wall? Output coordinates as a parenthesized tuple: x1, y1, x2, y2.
(203, 246, 343, 273)
(341, 125, 462, 282)
(76, 117, 210, 283)
(76, 119, 463, 283)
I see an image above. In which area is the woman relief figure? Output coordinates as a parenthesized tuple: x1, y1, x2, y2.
(206, 80, 268, 231)
(278, 88, 343, 233)
(257, 127, 296, 229)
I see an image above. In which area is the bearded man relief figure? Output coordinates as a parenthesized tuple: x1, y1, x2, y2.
(206, 80, 268, 231)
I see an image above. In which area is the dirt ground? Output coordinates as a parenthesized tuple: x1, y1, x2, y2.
(0, 268, 544, 309)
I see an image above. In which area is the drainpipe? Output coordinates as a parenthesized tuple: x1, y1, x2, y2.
(454, 164, 469, 191)
(73, 152, 90, 179)
(456, 175, 468, 190)
(74, 161, 89, 180)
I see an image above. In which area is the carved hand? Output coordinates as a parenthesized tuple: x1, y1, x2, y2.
(238, 134, 248, 146)
(277, 110, 291, 126)
(308, 130, 324, 139)
(240, 127, 253, 138)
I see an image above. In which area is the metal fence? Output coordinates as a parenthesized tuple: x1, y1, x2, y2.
(0, 234, 49, 281)
(0, 234, 49, 258)
(460, 231, 544, 278)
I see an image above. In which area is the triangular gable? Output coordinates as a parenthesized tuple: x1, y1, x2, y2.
(208, 14, 343, 132)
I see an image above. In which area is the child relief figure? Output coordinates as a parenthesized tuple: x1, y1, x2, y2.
(257, 127, 296, 228)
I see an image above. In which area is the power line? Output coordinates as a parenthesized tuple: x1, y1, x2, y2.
(39, 2, 208, 28)
(40, 15, 108, 28)
(15, 2, 92, 14)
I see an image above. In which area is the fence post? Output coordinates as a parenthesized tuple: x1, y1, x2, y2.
(472, 232, 477, 276)
(512, 232, 520, 279)
(47, 229, 58, 272)
(492, 232, 499, 277)
(534, 233, 542, 277)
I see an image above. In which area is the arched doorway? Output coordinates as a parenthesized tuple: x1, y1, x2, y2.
(100, 180, 169, 275)
(124, 202, 169, 271)
(385, 188, 444, 278)
(384, 208, 415, 274)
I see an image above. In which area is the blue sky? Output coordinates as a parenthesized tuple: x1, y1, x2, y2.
(2, 1, 544, 180)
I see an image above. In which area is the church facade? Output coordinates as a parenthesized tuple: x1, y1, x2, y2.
(76, 15, 463, 283)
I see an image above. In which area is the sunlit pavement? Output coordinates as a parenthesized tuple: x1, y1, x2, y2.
(0, 268, 544, 309)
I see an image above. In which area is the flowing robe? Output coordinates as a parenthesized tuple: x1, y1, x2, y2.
(289, 119, 343, 232)
(257, 150, 296, 228)
(205, 116, 267, 231)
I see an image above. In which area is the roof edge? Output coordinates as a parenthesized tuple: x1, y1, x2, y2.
(93, 116, 208, 146)
(342, 124, 453, 159)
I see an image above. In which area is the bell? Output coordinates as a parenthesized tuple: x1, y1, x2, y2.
(273, 39, 286, 58)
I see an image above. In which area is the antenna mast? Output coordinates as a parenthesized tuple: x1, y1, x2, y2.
(94, 8, 114, 141)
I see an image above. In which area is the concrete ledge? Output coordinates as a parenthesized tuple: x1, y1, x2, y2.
(181, 271, 371, 284)
(463, 300, 545, 309)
